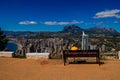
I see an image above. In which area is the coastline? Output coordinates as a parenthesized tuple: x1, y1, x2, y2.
(8, 41, 22, 50)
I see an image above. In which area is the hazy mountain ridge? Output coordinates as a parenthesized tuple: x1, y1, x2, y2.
(4, 25, 120, 38)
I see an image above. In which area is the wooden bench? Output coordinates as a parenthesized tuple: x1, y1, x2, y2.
(63, 50, 100, 66)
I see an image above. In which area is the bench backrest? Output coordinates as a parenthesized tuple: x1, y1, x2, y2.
(63, 50, 99, 57)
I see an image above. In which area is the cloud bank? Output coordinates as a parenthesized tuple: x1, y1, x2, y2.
(93, 9, 120, 18)
(19, 21, 37, 25)
(43, 20, 83, 25)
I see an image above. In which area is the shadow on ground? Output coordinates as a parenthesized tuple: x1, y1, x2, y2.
(69, 60, 104, 65)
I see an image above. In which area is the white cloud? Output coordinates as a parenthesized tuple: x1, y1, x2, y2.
(19, 21, 37, 25)
(43, 20, 83, 25)
(94, 22, 105, 25)
(44, 21, 57, 25)
(93, 9, 120, 19)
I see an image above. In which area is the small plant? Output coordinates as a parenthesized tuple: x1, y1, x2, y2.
(49, 53, 62, 59)
(99, 53, 106, 60)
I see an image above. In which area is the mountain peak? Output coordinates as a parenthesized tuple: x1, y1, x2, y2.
(61, 25, 83, 34)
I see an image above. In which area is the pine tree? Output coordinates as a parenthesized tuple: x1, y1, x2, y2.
(0, 28, 8, 51)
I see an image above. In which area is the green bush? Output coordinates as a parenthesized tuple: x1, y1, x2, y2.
(0, 28, 8, 51)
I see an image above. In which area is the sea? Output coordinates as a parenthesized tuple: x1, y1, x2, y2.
(5, 41, 18, 52)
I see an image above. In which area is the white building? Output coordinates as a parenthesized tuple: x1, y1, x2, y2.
(90, 45, 97, 50)
(81, 31, 89, 50)
(102, 44, 106, 52)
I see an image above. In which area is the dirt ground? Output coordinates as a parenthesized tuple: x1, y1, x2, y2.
(0, 58, 120, 80)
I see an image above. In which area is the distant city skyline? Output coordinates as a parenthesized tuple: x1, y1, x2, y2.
(0, 0, 120, 32)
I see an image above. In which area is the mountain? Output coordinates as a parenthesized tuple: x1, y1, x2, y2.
(61, 25, 119, 36)
(86, 26, 119, 34)
(4, 25, 120, 38)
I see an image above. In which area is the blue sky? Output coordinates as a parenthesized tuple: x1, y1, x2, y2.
(0, 0, 120, 32)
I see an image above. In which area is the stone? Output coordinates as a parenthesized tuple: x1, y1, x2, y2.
(0, 51, 14, 57)
(118, 51, 120, 60)
(26, 53, 50, 59)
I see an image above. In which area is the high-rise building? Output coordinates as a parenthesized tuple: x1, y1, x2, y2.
(81, 31, 89, 50)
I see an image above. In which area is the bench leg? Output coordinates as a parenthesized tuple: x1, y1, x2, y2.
(64, 58, 66, 66)
(96, 57, 100, 65)
(74, 57, 75, 63)
(63, 56, 66, 66)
